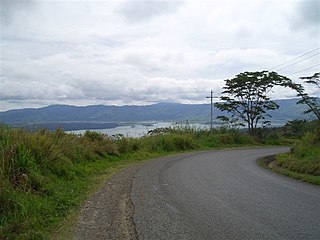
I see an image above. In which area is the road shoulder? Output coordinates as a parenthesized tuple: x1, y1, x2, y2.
(76, 165, 139, 240)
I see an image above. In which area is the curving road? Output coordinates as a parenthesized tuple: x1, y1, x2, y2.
(131, 147, 320, 240)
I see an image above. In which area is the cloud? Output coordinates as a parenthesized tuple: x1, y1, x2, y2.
(118, 0, 182, 23)
(0, 0, 35, 24)
(291, 0, 320, 29)
(0, 0, 319, 111)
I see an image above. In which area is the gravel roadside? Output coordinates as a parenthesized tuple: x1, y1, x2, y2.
(76, 165, 140, 240)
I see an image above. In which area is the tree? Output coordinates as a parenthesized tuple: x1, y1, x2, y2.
(295, 73, 320, 119)
(215, 71, 290, 135)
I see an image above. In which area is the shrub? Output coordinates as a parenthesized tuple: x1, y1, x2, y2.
(116, 137, 141, 153)
(276, 123, 320, 176)
(0, 124, 260, 239)
(0, 126, 123, 239)
(143, 133, 196, 152)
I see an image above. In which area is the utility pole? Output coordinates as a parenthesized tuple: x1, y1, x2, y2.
(206, 90, 218, 131)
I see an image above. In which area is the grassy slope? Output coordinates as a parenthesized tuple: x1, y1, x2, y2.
(1, 122, 319, 239)
(273, 126, 320, 185)
(259, 121, 320, 185)
(0, 126, 256, 240)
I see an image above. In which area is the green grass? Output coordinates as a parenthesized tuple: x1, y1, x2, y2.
(259, 155, 320, 185)
(1, 128, 111, 239)
(259, 122, 320, 185)
(2, 121, 319, 239)
(0, 125, 259, 239)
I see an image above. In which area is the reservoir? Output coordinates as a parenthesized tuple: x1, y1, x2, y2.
(69, 122, 210, 138)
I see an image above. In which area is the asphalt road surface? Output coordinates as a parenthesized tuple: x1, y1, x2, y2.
(131, 147, 320, 240)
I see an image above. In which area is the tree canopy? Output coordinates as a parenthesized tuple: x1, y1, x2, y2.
(215, 71, 290, 135)
(292, 72, 320, 119)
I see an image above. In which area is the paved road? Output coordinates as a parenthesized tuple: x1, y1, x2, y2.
(131, 148, 320, 240)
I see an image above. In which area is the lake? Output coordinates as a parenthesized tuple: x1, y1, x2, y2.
(69, 122, 210, 138)
(68, 120, 287, 138)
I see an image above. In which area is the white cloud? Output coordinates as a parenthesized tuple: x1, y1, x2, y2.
(290, 0, 320, 30)
(118, 0, 183, 23)
(0, 0, 319, 111)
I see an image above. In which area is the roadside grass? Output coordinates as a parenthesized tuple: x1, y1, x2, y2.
(259, 155, 320, 185)
(0, 124, 260, 239)
(259, 122, 320, 185)
(2, 121, 318, 239)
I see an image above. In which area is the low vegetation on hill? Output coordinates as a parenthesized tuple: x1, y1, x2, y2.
(0, 121, 319, 239)
(0, 124, 256, 239)
(272, 121, 320, 184)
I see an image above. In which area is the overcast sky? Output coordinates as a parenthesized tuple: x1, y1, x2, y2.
(1, 0, 319, 111)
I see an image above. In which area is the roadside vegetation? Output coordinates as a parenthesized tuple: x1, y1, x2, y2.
(0, 124, 257, 240)
(270, 121, 320, 185)
(1, 121, 319, 239)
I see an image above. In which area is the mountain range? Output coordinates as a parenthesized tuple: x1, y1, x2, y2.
(0, 98, 313, 131)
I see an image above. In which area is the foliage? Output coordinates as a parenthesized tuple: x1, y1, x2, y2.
(215, 71, 290, 136)
(143, 133, 196, 152)
(254, 119, 320, 145)
(279, 72, 320, 119)
(267, 121, 320, 184)
(146, 124, 256, 149)
(114, 135, 141, 153)
(5, 121, 320, 238)
(282, 120, 309, 138)
(296, 73, 320, 119)
(0, 127, 119, 240)
(301, 72, 320, 88)
(0, 124, 260, 239)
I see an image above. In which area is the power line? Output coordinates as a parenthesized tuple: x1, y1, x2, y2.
(275, 52, 319, 72)
(287, 64, 320, 76)
(268, 47, 320, 71)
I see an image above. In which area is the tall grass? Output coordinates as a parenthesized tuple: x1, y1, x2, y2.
(276, 123, 320, 177)
(0, 126, 119, 239)
(0, 124, 257, 239)
(146, 125, 255, 149)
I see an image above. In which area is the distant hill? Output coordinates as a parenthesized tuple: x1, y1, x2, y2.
(0, 99, 313, 130)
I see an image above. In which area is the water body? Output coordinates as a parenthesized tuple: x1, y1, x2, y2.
(69, 122, 210, 138)
(68, 120, 287, 138)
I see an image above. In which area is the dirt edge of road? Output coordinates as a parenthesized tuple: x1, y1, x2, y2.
(76, 165, 140, 240)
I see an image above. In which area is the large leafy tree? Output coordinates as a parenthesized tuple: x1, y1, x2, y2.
(277, 72, 319, 119)
(295, 73, 320, 119)
(215, 71, 290, 135)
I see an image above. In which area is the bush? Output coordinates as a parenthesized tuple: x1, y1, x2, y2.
(143, 133, 196, 152)
(276, 123, 320, 176)
(116, 136, 141, 153)
(198, 131, 255, 148)
(0, 124, 259, 239)
(0, 126, 121, 239)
